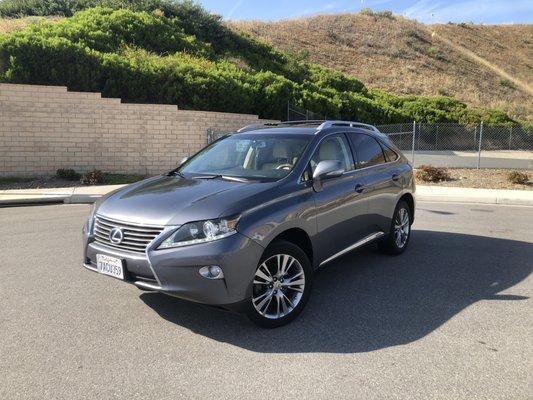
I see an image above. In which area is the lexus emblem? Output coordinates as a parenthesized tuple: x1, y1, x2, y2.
(109, 227, 124, 244)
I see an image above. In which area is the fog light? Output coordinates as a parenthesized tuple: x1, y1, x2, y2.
(199, 266, 224, 279)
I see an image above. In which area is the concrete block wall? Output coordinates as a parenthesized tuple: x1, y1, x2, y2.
(0, 83, 272, 176)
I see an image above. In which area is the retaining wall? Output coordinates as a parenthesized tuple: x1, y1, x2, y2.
(0, 83, 271, 176)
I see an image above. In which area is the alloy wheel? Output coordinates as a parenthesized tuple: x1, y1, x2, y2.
(252, 254, 305, 319)
(394, 207, 410, 248)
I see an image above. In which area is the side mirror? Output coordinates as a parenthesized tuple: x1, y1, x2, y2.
(312, 160, 344, 192)
(178, 156, 188, 166)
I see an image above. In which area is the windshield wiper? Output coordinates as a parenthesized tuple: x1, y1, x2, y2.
(167, 170, 185, 178)
(195, 174, 250, 182)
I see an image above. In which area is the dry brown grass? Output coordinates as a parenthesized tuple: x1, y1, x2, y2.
(231, 14, 533, 121)
(415, 168, 532, 190)
(415, 165, 451, 183)
(0, 16, 61, 33)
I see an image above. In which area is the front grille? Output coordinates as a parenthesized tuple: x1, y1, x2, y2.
(94, 216, 164, 253)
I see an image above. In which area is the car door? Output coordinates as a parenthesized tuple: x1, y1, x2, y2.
(310, 133, 370, 264)
(348, 133, 402, 233)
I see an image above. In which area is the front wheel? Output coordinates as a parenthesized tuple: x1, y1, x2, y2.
(378, 200, 412, 255)
(246, 241, 313, 328)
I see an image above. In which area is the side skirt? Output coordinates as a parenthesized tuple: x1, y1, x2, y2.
(319, 231, 385, 267)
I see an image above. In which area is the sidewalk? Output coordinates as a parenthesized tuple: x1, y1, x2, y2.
(1, 184, 532, 206)
(0, 185, 124, 205)
(416, 185, 533, 206)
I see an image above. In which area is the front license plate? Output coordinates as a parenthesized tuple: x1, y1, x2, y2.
(96, 254, 124, 280)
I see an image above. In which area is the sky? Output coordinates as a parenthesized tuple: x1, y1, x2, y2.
(195, 0, 533, 24)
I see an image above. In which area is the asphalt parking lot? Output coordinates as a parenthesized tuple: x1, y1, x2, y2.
(0, 202, 531, 399)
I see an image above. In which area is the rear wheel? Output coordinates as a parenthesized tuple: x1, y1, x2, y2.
(378, 200, 412, 255)
(246, 241, 313, 328)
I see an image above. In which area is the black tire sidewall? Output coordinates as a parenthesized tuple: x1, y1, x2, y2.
(379, 200, 412, 255)
(246, 240, 313, 328)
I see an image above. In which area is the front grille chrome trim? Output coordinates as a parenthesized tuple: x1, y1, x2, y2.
(94, 215, 165, 254)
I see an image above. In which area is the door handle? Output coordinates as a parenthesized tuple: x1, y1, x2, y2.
(355, 183, 365, 193)
(392, 173, 400, 182)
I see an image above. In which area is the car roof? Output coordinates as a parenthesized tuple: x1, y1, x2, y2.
(234, 123, 396, 150)
(237, 125, 389, 139)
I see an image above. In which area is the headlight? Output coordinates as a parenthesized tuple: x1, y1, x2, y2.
(157, 215, 240, 249)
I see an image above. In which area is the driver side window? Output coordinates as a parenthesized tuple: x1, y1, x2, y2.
(310, 134, 354, 173)
(303, 134, 354, 182)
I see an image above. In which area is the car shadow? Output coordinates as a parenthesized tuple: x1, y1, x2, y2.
(140, 230, 532, 353)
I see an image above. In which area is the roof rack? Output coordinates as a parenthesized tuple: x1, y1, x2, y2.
(236, 120, 325, 133)
(236, 120, 381, 134)
(316, 121, 381, 133)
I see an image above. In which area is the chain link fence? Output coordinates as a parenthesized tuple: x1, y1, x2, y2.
(377, 122, 532, 169)
(208, 122, 532, 170)
(286, 102, 326, 121)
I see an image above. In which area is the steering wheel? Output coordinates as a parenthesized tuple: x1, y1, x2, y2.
(275, 164, 293, 171)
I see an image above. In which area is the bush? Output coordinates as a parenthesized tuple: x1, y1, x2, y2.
(56, 168, 81, 180)
(416, 165, 451, 183)
(0, 6, 519, 124)
(81, 169, 104, 185)
(507, 170, 529, 185)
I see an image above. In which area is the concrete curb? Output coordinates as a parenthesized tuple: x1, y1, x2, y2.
(416, 186, 533, 206)
(0, 185, 124, 206)
(1, 184, 532, 207)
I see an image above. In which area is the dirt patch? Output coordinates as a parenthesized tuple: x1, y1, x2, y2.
(415, 168, 532, 190)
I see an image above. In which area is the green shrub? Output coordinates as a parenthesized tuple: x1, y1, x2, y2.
(358, 8, 395, 19)
(81, 169, 104, 185)
(0, 6, 519, 124)
(56, 168, 81, 180)
(507, 170, 529, 185)
(416, 165, 451, 183)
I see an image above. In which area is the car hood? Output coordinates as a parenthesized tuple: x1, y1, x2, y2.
(96, 175, 278, 226)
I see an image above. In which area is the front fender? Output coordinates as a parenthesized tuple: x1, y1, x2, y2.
(237, 184, 318, 263)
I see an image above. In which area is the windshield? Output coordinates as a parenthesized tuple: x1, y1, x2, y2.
(178, 134, 311, 181)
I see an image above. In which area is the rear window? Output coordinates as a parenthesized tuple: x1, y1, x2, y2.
(382, 144, 399, 162)
(349, 134, 386, 168)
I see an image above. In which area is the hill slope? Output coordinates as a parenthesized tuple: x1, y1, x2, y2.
(0, 3, 524, 124)
(232, 13, 533, 121)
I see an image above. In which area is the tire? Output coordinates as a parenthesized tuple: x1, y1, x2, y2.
(378, 200, 412, 255)
(246, 240, 313, 328)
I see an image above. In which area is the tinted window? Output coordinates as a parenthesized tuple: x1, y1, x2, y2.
(310, 134, 354, 173)
(382, 144, 399, 162)
(349, 134, 386, 168)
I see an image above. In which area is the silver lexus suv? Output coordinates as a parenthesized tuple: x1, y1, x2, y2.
(82, 120, 415, 327)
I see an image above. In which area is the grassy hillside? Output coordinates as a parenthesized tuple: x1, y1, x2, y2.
(232, 12, 533, 121)
(0, 2, 524, 124)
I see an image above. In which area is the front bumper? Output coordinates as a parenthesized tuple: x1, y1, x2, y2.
(82, 229, 265, 308)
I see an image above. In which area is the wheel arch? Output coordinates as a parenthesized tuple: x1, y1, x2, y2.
(268, 228, 314, 268)
(399, 192, 415, 223)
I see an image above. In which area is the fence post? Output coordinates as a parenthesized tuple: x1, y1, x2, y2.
(509, 125, 513, 150)
(411, 121, 416, 165)
(286, 101, 290, 121)
(435, 123, 438, 150)
(477, 121, 484, 169)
